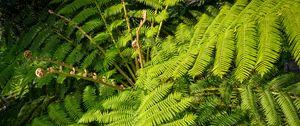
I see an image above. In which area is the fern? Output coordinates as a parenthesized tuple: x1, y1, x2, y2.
(58, 0, 94, 15)
(234, 18, 258, 82)
(189, 5, 231, 77)
(276, 91, 300, 126)
(72, 7, 98, 24)
(48, 103, 73, 125)
(65, 44, 84, 65)
(256, 13, 282, 76)
(82, 86, 99, 110)
(53, 43, 73, 60)
(64, 93, 84, 120)
(81, 50, 98, 69)
(212, 0, 249, 77)
(259, 88, 281, 125)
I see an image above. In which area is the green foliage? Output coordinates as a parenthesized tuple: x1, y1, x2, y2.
(1, 0, 300, 126)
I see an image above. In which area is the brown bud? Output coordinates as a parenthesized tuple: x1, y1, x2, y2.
(48, 9, 54, 14)
(35, 68, 45, 78)
(92, 73, 97, 80)
(102, 76, 107, 83)
(70, 67, 76, 75)
(23, 50, 32, 59)
(111, 79, 117, 86)
(132, 39, 138, 49)
(120, 84, 125, 89)
(59, 66, 63, 72)
(47, 67, 54, 73)
(83, 69, 88, 77)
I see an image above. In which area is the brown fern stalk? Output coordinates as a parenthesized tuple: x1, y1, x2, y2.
(135, 10, 147, 68)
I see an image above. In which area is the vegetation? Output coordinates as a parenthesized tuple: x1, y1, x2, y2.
(1, 0, 300, 125)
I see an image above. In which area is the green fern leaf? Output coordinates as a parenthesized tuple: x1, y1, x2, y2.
(48, 103, 73, 125)
(72, 7, 97, 24)
(104, 4, 123, 17)
(259, 89, 281, 125)
(276, 91, 300, 126)
(81, 50, 98, 69)
(83, 86, 98, 110)
(256, 13, 282, 76)
(136, 0, 162, 9)
(64, 93, 84, 120)
(58, 0, 93, 15)
(281, 1, 300, 65)
(189, 5, 231, 77)
(212, 0, 249, 77)
(65, 44, 84, 65)
(53, 43, 73, 60)
(32, 116, 56, 126)
(235, 19, 258, 82)
(161, 114, 196, 126)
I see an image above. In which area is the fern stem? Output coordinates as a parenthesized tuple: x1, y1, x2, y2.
(126, 64, 137, 81)
(121, 0, 132, 37)
(94, 2, 117, 45)
(155, 6, 168, 43)
(135, 10, 147, 68)
(50, 71, 124, 91)
(114, 63, 135, 86)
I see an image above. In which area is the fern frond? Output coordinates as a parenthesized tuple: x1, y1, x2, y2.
(259, 89, 281, 125)
(32, 116, 56, 126)
(53, 43, 73, 60)
(65, 44, 84, 65)
(234, 18, 258, 82)
(81, 50, 98, 69)
(136, 83, 173, 114)
(212, 0, 249, 77)
(137, 92, 182, 119)
(136, 0, 162, 9)
(189, 14, 212, 49)
(240, 84, 263, 125)
(42, 36, 60, 54)
(102, 91, 137, 110)
(78, 109, 101, 123)
(93, 32, 110, 44)
(72, 7, 97, 24)
(163, 0, 183, 6)
(104, 4, 123, 17)
(255, 13, 282, 76)
(82, 86, 98, 110)
(172, 53, 197, 78)
(276, 91, 300, 126)
(161, 114, 196, 126)
(139, 97, 193, 126)
(76, 19, 103, 41)
(267, 73, 300, 90)
(281, 1, 300, 65)
(48, 103, 73, 125)
(155, 10, 169, 23)
(109, 19, 124, 31)
(189, 5, 231, 77)
(64, 93, 84, 120)
(30, 28, 53, 51)
(58, 0, 93, 15)
(210, 110, 243, 126)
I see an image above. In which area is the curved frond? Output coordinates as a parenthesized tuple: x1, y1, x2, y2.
(212, 0, 249, 77)
(276, 91, 300, 126)
(256, 13, 282, 76)
(235, 19, 258, 82)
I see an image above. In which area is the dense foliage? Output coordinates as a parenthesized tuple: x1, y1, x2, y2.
(1, 0, 300, 126)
